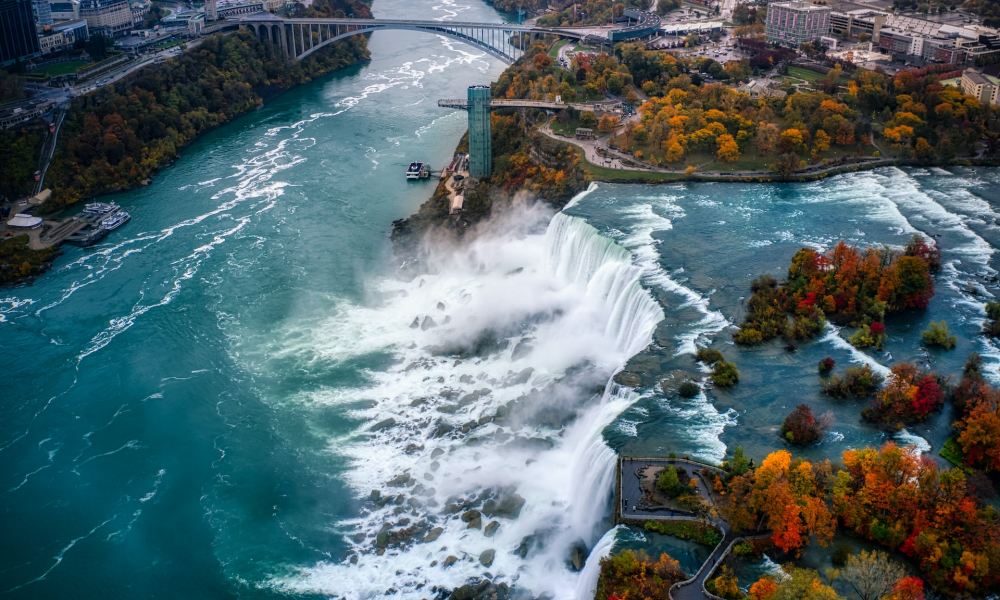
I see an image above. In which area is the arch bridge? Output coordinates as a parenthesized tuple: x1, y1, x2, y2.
(237, 14, 609, 64)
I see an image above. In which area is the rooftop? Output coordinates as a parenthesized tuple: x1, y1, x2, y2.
(964, 69, 992, 85)
(770, 1, 832, 12)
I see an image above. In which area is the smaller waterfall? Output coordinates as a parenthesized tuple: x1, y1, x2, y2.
(575, 526, 621, 599)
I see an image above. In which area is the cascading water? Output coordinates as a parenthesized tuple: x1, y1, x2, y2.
(276, 204, 662, 599)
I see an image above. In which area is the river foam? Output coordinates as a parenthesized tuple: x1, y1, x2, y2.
(275, 203, 662, 598)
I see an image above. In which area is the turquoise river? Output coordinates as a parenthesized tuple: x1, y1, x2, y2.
(2, 0, 1000, 597)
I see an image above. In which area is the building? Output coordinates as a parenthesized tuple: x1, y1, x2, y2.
(829, 9, 1000, 65)
(467, 85, 492, 179)
(31, 0, 50, 26)
(215, 0, 263, 18)
(0, 0, 41, 64)
(765, 1, 831, 47)
(961, 68, 999, 105)
(79, 0, 131, 36)
(204, 0, 216, 20)
(38, 17, 88, 53)
(828, 8, 886, 42)
(49, 0, 79, 19)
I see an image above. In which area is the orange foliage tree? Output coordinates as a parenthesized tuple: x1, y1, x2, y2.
(831, 444, 1000, 595)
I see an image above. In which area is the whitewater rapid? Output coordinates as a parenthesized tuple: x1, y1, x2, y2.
(276, 199, 662, 598)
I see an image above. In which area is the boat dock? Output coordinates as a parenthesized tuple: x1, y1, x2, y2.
(2, 196, 131, 251)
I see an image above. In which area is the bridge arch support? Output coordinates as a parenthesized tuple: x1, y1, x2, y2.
(239, 17, 598, 65)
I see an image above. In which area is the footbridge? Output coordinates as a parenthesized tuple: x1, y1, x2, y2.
(437, 98, 621, 112)
(237, 13, 610, 64)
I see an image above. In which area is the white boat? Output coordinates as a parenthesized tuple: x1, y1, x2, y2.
(405, 162, 430, 180)
(82, 202, 119, 217)
(100, 211, 130, 231)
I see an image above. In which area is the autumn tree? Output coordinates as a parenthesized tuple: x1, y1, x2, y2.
(862, 363, 944, 428)
(780, 128, 806, 153)
(749, 568, 843, 600)
(835, 550, 907, 600)
(594, 550, 686, 600)
(717, 133, 740, 162)
(812, 129, 831, 158)
(721, 450, 835, 553)
(831, 443, 1000, 595)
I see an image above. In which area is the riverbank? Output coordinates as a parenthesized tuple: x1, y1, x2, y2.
(0, 3, 372, 287)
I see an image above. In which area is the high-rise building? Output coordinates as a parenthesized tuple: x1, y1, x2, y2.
(31, 0, 50, 26)
(0, 0, 40, 64)
(205, 0, 216, 20)
(467, 85, 492, 180)
(765, 1, 831, 48)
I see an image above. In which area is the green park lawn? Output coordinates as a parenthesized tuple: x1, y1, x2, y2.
(34, 60, 91, 76)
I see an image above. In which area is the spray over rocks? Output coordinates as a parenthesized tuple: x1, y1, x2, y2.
(276, 201, 662, 598)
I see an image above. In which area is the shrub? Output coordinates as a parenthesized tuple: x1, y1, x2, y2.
(986, 302, 1000, 337)
(678, 380, 700, 398)
(734, 275, 786, 346)
(695, 347, 725, 365)
(733, 327, 764, 345)
(643, 520, 722, 547)
(818, 356, 835, 375)
(921, 320, 956, 349)
(862, 363, 944, 428)
(780, 404, 829, 445)
(849, 322, 886, 350)
(786, 310, 825, 341)
(711, 360, 740, 387)
(822, 364, 884, 399)
(706, 566, 742, 600)
(655, 466, 686, 497)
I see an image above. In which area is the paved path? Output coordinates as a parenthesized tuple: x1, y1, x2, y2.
(618, 457, 758, 600)
(619, 457, 724, 521)
(540, 121, 897, 181)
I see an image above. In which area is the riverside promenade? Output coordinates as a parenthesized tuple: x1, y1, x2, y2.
(615, 456, 765, 600)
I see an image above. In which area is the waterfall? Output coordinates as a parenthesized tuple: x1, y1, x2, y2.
(546, 212, 664, 358)
(575, 526, 621, 599)
(278, 206, 663, 600)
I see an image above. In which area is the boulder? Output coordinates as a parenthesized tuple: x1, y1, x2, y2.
(448, 579, 511, 600)
(371, 418, 396, 432)
(423, 527, 444, 543)
(461, 509, 482, 530)
(613, 370, 642, 388)
(484, 521, 500, 537)
(568, 540, 589, 572)
(483, 492, 525, 519)
(479, 549, 496, 567)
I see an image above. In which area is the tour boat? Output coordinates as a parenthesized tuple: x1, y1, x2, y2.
(100, 211, 131, 231)
(81, 202, 119, 217)
(405, 162, 430, 180)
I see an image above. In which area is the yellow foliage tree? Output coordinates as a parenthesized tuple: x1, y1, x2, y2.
(717, 133, 740, 162)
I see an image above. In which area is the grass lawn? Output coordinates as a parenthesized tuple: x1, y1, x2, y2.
(551, 117, 589, 136)
(940, 438, 970, 471)
(548, 39, 569, 58)
(34, 60, 91, 76)
(787, 65, 826, 83)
